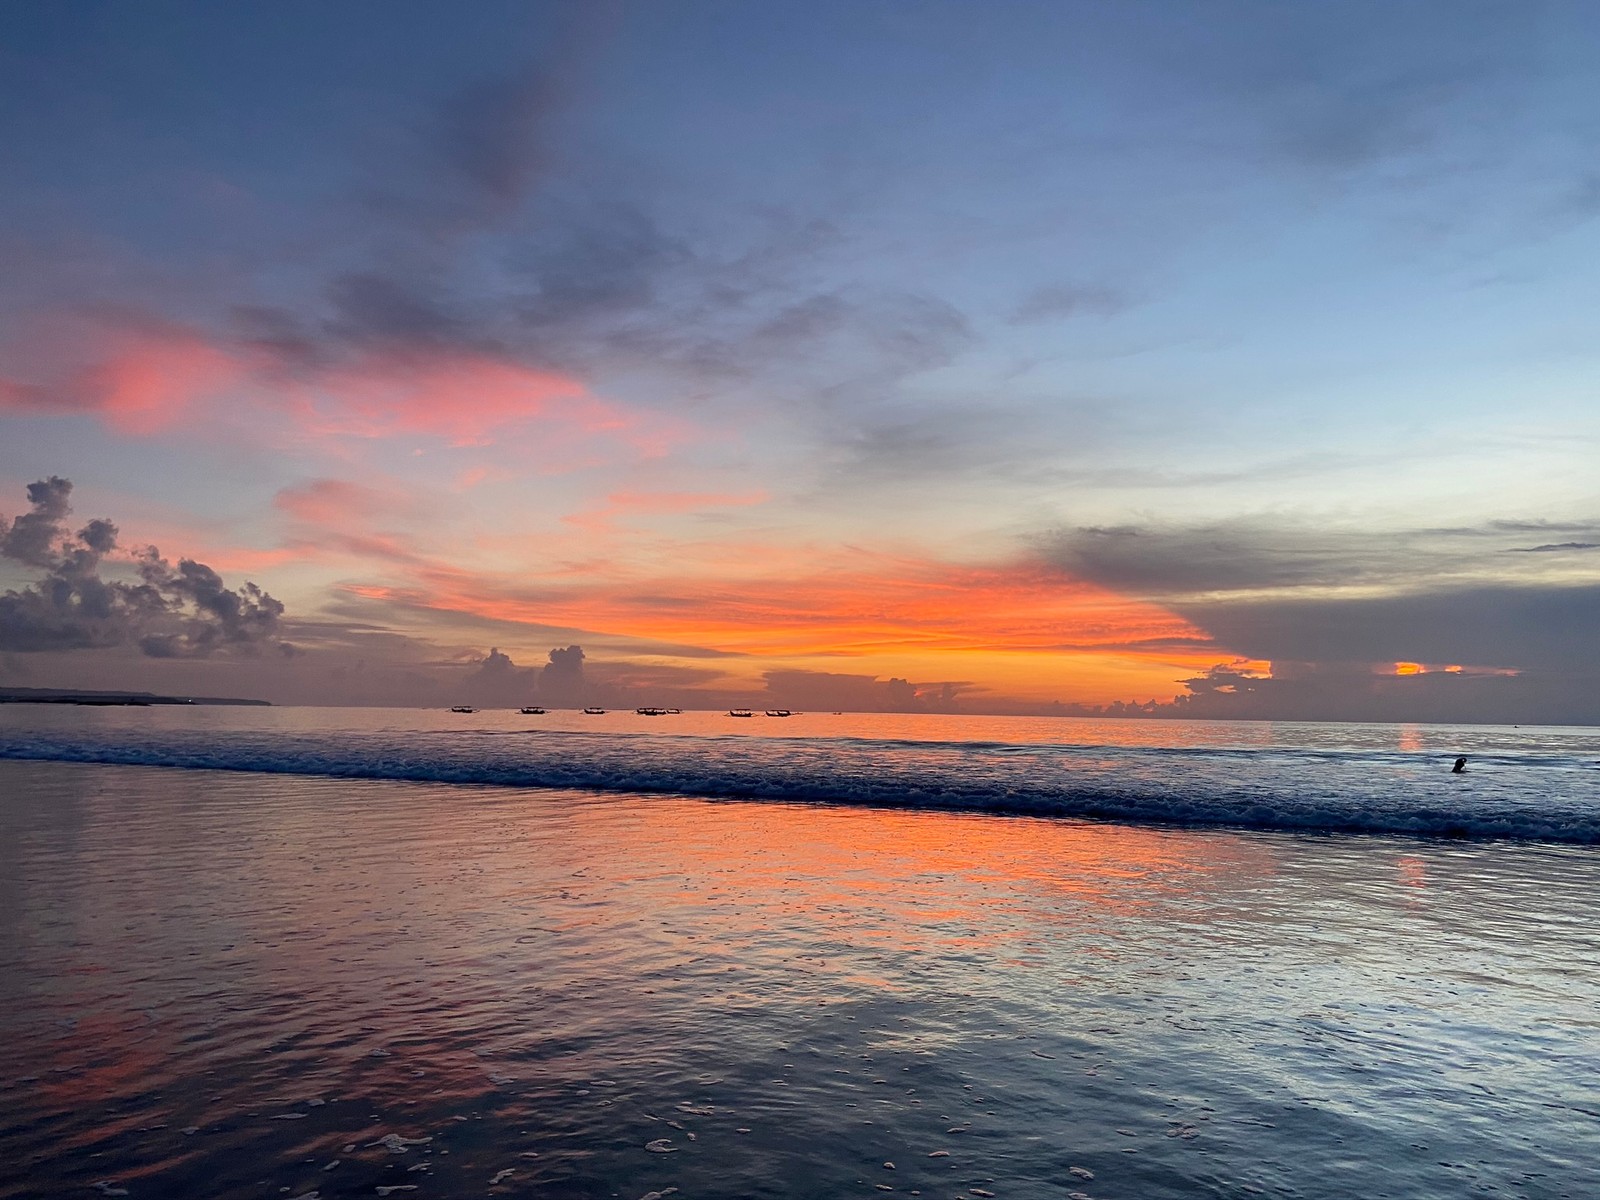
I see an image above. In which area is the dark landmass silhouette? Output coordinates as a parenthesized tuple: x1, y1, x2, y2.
(0, 687, 270, 707)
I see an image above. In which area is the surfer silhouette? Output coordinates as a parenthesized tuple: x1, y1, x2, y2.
(1451, 757, 1467, 774)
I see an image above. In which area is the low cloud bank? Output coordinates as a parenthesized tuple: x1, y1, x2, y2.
(1076, 660, 1600, 727)
(760, 670, 972, 714)
(1041, 515, 1600, 724)
(0, 477, 292, 658)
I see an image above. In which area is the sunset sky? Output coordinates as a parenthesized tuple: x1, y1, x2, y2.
(3, 1, 1599, 719)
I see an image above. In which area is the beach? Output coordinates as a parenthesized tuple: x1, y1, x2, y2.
(1, 710, 1598, 1198)
(9, 6, 1600, 1196)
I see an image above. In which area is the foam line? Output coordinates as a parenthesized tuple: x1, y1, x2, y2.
(2, 728, 1597, 844)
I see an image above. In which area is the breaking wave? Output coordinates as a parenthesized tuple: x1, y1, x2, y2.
(3, 723, 1599, 843)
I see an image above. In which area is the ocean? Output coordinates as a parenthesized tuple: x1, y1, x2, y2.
(1, 706, 1597, 1199)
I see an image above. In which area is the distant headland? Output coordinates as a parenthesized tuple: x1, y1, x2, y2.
(0, 687, 270, 707)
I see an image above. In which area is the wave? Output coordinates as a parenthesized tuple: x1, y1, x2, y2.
(2, 727, 1598, 844)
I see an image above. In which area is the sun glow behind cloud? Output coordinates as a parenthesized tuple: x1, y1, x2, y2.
(371, 552, 1191, 651)
(319, 547, 1219, 703)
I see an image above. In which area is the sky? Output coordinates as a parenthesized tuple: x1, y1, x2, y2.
(2, 0, 1599, 721)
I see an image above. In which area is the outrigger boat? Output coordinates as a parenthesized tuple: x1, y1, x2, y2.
(450, 705, 476, 713)
(728, 709, 753, 718)
(519, 706, 545, 715)
(764, 709, 792, 717)
(582, 706, 607, 715)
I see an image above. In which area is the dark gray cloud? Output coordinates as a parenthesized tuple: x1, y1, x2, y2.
(134, 557, 287, 659)
(319, 586, 742, 662)
(1263, 69, 1459, 171)
(459, 646, 538, 707)
(1008, 284, 1125, 325)
(1040, 512, 1600, 721)
(440, 74, 560, 215)
(508, 203, 695, 337)
(1184, 584, 1600, 675)
(230, 186, 971, 428)
(1100, 659, 1600, 728)
(761, 669, 973, 713)
(0, 478, 289, 658)
(589, 659, 723, 693)
(356, 42, 584, 240)
(1482, 519, 1600, 535)
(457, 644, 733, 709)
(494, 213, 973, 393)
(323, 272, 477, 351)
(1042, 516, 1600, 600)
(817, 387, 1105, 488)
(1046, 522, 1363, 595)
(204, 56, 979, 432)
(539, 644, 587, 704)
(0, 476, 75, 567)
(4, 40, 992, 477)
(1173, 2, 1539, 174)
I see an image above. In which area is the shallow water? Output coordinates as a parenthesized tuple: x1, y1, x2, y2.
(4, 707, 1600, 842)
(2, 759, 1597, 1199)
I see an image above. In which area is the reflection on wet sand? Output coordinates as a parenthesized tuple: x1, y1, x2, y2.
(1, 761, 1596, 1200)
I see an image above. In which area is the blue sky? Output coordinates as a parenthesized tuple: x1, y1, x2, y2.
(2, 1, 1599, 718)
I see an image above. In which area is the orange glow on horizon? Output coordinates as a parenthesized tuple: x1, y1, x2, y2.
(395, 557, 1210, 659)
(324, 552, 1227, 702)
(6, 323, 1229, 706)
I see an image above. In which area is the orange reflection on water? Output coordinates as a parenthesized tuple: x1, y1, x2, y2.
(8, 759, 1286, 1131)
(561, 790, 1280, 975)
(35, 1010, 174, 1139)
(1397, 855, 1427, 889)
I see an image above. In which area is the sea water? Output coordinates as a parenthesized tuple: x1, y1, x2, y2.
(0, 707, 1597, 1198)
(3, 706, 1599, 842)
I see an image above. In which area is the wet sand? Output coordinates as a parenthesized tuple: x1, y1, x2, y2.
(1, 760, 1596, 1199)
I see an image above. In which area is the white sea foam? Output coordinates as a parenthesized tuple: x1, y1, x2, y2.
(2, 718, 1598, 842)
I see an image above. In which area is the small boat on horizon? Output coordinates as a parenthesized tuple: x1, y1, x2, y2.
(764, 709, 792, 717)
(636, 706, 666, 716)
(583, 706, 607, 715)
(728, 709, 753, 718)
(519, 706, 545, 715)
(450, 705, 477, 713)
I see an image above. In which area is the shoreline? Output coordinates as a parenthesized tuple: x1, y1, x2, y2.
(3, 708, 1597, 845)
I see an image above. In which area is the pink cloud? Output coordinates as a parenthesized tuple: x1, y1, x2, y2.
(4, 316, 681, 455)
(0, 377, 50, 409)
(274, 478, 416, 525)
(0, 326, 243, 434)
(87, 333, 246, 434)
(272, 477, 439, 568)
(288, 352, 615, 447)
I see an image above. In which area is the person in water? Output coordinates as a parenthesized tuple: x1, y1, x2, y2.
(1452, 756, 1467, 773)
